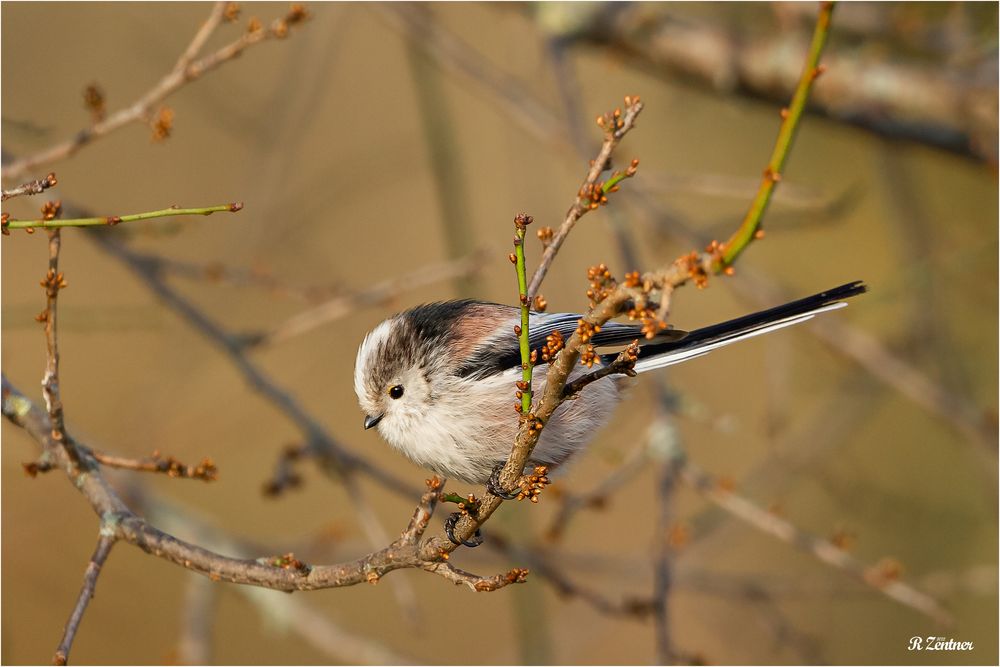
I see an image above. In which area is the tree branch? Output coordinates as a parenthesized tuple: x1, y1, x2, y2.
(39, 228, 82, 468)
(526, 100, 643, 300)
(1, 4, 309, 181)
(718, 1, 835, 268)
(4, 203, 242, 231)
(52, 535, 115, 666)
(85, 447, 218, 481)
(1, 171, 57, 201)
(1, 381, 527, 597)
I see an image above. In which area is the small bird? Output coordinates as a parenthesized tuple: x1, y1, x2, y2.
(355, 281, 866, 490)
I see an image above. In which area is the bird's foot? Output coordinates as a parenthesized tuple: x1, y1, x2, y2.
(444, 511, 483, 547)
(487, 462, 521, 500)
(488, 462, 551, 502)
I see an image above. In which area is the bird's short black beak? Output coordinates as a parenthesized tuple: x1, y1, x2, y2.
(364, 414, 383, 430)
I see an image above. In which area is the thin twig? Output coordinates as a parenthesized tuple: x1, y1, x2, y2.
(1, 4, 308, 181)
(4, 203, 242, 230)
(680, 460, 953, 625)
(514, 214, 535, 414)
(248, 251, 486, 348)
(718, 1, 836, 269)
(561, 340, 639, 399)
(1, 172, 57, 201)
(53, 534, 115, 665)
(39, 228, 81, 467)
(173, 2, 228, 74)
(422, 562, 530, 591)
(86, 447, 218, 481)
(526, 100, 643, 299)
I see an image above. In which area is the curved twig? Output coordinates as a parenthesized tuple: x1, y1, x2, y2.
(1, 4, 308, 181)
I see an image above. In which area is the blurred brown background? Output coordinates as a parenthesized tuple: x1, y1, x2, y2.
(2, 2, 997, 665)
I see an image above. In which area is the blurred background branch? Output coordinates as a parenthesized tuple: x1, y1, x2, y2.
(537, 2, 998, 162)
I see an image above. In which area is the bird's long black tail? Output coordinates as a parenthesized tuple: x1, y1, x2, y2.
(629, 281, 867, 374)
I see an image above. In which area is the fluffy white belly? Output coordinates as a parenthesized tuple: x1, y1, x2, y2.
(376, 366, 623, 484)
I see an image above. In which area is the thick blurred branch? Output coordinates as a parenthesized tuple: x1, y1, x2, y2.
(570, 3, 998, 162)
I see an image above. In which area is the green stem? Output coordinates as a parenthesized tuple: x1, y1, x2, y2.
(439, 492, 472, 506)
(601, 171, 629, 194)
(514, 224, 532, 414)
(718, 1, 835, 269)
(4, 203, 242, 230)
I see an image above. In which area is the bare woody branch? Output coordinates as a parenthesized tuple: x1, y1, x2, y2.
(1, 172, 57, 201)
(526, 101, 642, 300)
(1, 382, 529, 596)
(52, 535, 116, 666)
(143, 496, 418, 666)
(561, 340, 639, 399)
(85, 447, 219, 481)
(1, 3, 309, 181)
(38, 228, 83, 468)
(81, 229, 424, 616)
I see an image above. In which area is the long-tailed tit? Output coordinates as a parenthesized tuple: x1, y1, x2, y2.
(355, 281, 866, 488)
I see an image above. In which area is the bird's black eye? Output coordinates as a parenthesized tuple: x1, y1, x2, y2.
(389, 385, 404, 400)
